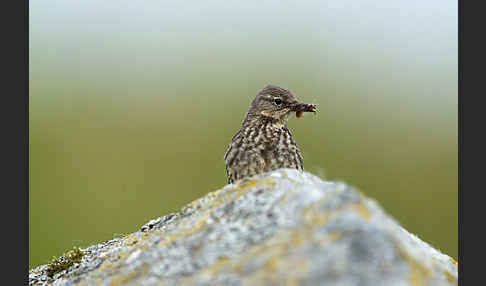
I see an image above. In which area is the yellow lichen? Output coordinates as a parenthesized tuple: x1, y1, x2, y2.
(408, 268, 425, 286)
(249, 256, 309, 286)
(96, 260, 114, 273)
(157, 233, 180, 248)
(328, 232, 342, 242)
(180, 257, 230, 285)
(124, 233, 139, 246)
(264, 177, 276, 189)
(444, 270, 457, 285)
(109, 270, 136, 286)
(398, 250, 430, 286)
(351, 203, 371, 220)
(302, 203, 330, 227)
(235, 178, 260, 191)
(449, 257, 458, 267)
(200, 257, 230, 276)
(310, 213, 329, 226)
(182, 213, 209, 237)
(264, 257, 281, 273)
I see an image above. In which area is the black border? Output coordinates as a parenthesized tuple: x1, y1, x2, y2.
(4, 0, 29, 282)
(457, 0, 461, 281)
(459, 0, 478, 284)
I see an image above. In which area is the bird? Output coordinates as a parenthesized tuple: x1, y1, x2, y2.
(224, 85, 316, 184)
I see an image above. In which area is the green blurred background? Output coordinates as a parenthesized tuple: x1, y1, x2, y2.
(29, 0, 457, 268)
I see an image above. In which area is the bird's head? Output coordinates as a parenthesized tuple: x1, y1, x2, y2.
(245, 85, 316, 125)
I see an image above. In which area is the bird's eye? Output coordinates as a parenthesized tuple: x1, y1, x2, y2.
(274, 98, 283, 105)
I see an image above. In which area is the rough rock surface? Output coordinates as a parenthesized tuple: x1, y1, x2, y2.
(29, 169, 458, 286)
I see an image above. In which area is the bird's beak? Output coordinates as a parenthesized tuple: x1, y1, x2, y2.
(291, 102, 317, 113)
(291, 102, 317, 119)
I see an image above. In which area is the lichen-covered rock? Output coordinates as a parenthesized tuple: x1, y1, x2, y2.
(29, 169, 458, 286)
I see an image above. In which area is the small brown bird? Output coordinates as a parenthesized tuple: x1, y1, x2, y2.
(224, 85, 316, 184)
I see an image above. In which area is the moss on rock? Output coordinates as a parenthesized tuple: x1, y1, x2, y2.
(45, 247, 85, 278)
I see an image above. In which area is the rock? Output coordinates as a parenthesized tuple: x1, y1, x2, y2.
(29, 169, 458, 286)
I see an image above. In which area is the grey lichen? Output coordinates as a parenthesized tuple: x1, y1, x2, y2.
(29, 169, 458, 286)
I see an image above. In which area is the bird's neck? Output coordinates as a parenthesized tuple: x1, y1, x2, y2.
(242, 113, 286, 129)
